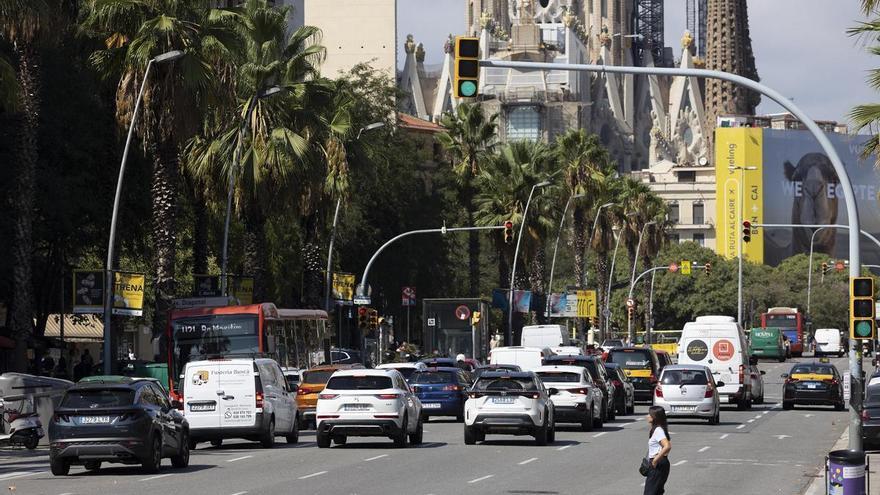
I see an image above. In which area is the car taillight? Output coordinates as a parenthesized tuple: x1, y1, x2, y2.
(53, 413, 69, 423)
(649, 375, 658, 385)
(376, 394, 399, 400)
(296, 387, 309, 395)
(256, 391, 264, 409)
(704, 385, 714, 398)
(442, 385, 462, 392)
(468, 392, 484, 399)
(318, 394, 338, 400)
(824, 379, 839, 385)
(569, 388, 589, 395)
(739, 365, 745, 385)
(785, 378, 798, 384)
(255, 375, 264, 409)
(612, 380, 622, 387)
(655, 387, 663, 398)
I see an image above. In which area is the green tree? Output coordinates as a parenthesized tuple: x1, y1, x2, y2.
(437, 103, 498, 297)
(0, 54, 18, 111)
(850, 0, 880, 163)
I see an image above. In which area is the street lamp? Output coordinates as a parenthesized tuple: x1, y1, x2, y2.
(220, 85, 284, 297)
(729, 165, 758, 326)
(547, 193, 584, 304)
(508, 180, 552, 346)
(102, 49, 185, 371)
(806, 226, 833, 315)
(323, 121, 385, 356)
(604, 211, 636, 338)
(627, 220, 656, 343)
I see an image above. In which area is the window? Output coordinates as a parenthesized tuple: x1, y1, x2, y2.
(693, 233, 705, 246)
(668, 204, 679, 223)
(667, 233, 680, 243)
(601, 0, 607, 17)
(507, 106, 541, 141)
(677, 171, 696, 183)
(693, 203, 704, 225)
(326, 375, 393, 390)
(62, 389, 134, 408)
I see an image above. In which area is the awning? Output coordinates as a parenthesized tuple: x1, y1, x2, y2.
(42, 314, 104, 342)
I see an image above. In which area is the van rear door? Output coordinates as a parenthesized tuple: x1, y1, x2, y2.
(184, 362, 221, 429)
(218, 361, 257, 428)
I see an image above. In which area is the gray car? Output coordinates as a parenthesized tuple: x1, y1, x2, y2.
(653, 365, 722, 424)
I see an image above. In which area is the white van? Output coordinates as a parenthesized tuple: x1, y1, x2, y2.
(677, 316, 756, 409)
(521, 325, 567, 348)
(489, 346, 553, 371)
(815, 328, 845, 357)
(182, 358, 298, 448)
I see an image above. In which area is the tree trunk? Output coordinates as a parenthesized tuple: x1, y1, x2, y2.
(151, 138, 179, 341)
(188, 176, 209, 276)
(463, 179, 480, 298)
(528, 246, 547, 325)
(571, 206, 587, 288)
(595, 252, 609, 343)
(641, 254, 653, 343)
(9, 44, 40, 372)
(242, 203, 269, 303)
(300, 211, 324, 309)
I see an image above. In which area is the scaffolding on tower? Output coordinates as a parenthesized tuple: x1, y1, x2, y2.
(634, 0, 665, 66)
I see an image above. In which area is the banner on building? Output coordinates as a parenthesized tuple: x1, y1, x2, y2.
(332, 272, 355, 304)
(513, 290, 532, 313)
(230, 276, 254, 305)
(112, 272, 145, 316)
(73, 270, 104, 314)
(714, 127, 765, 263)
(193, 274, 222, 297)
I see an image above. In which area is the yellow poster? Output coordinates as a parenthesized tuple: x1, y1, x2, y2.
(576, 290, 597, 318)
(332, 273, 355, 302)
(715, 128, 764, 263)
(112, 272, 145, 316)
(231, 276, 254, 305)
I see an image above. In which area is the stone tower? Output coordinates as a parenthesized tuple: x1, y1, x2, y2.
(703, 0, 760, 131)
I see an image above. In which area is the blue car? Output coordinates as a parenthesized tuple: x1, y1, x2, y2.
(410, 367, 471, 421)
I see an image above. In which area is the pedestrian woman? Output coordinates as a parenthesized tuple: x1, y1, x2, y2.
(644, 406, 671, 495)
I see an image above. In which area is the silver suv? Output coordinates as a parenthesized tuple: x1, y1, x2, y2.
(463, 371, 557, 446)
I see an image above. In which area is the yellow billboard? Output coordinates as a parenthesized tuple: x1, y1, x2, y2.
(112, 272, 145, 316)
(575, 290, 597, 318)
(715, 128, 764, 264)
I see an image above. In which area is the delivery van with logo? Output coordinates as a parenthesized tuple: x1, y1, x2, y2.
(749, 327, 785, 362)
(678, 316, 755, 409)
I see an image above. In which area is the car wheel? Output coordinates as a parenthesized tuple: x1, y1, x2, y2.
(616, 398, 626, 416)
(142, 435, 162, 474)
(171, 431, 191, 468)
(582, 405, 594, 432)
(260, 419, 275, 448)
(456, 412, 465, 422)
(393, 416, 409, 448)
(286, 416, 299, 444)
(333, 435, 347, 445)
(547, 421, 556, 444)
(50, 457, 70, 476)
(782, 401, 793, 410)
(835, 401, 846, 411)
(593, 404, 605, 429)
(84, 461, 101, 472)
(409, 418, 424, 445)
(23, 433, 39, 450)
(210, 439, 223, 448)
(464, 425, 477, 445)
(607, 400, 616, 420)
(709, 411, 719, 425)
(316, 431, 331, 448)
(627, 400, 635, 415)
(737, 397, 748, 410)
(188, 438, 198, 451)
(534, 422, 548, 446)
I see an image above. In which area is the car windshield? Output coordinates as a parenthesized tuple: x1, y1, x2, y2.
(536, 372, 580, 383)
(608, 350, 653, 369)
(61, 389, 135, 409)
(791, 365, 834, 375)
(410, 372, 456, 384)
(325, 375, 393, 390)
(302, 370, 336, 384)
(474, 377, 537, 391)
(867, 385, 880, 404)
(661, 370, 708, 385)
(603, 340, 624, 347)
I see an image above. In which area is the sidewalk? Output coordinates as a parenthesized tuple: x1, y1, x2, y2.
(803, 429, 879, 495)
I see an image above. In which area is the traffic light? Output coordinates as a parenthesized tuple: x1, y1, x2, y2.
(454, 37, 480, 98)
(704, 262, 711, 275)
(538, 0, 549, 6)
(627, 306, 634, 319)
(503, 220, 514, 244)
(821, 262, 828, 272)
(850, 277, 875, 340)
(358, 307, 368, 329)
(742, 221, 751, 243)
(369, 309, 379, 331)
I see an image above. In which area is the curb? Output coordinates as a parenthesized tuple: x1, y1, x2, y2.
(803, 429, 878, 495)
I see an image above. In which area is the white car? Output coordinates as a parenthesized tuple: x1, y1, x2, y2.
(535, 365, 603, 430)
(281, 367, 301, 388)
(653, 365, 722, 424)
(315, 369, 423, 448)
(376, 362, 427, 382)
(463, 371, 556, 446)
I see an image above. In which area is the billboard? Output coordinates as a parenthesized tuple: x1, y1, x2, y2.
(112, 272, 145, 316)
(73, 270, 104, 314)
(715, 128, 880, 266)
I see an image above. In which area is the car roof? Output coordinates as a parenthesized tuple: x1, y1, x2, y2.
(475, 371, 535, 380)
(377, 362, 426, 370)
(416, 367, 462, 374)
(661, 364, 710, 372)
(420, 357, 455, 362)
(545, 354, 590, 361)
(307, 364, 364, 372)
(330, 369, 401, 378)
(534, 365, 589, 375)
(791, 362, 836, 370)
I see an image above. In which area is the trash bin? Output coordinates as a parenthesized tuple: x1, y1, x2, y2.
(828, 450, 866, 495)
(142, 363, 169, 389)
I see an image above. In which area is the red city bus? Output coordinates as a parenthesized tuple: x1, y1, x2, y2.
(761, 307, 804, 357)
(166, 303, 328, 399)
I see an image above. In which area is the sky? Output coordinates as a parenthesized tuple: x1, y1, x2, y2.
(397, 0, 876, 123)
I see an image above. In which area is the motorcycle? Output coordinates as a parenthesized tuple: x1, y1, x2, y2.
(0, 396, 43, 450)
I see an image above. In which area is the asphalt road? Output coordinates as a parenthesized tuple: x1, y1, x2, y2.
(0, 356, 860, 495)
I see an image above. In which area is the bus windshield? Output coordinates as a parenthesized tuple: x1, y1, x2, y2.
(171, 314, 260, 387)
(765, 315, 797, 328)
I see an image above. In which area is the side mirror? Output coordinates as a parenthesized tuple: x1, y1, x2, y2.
(716, 381, 725, 387)
(760, 370, 766, 375)
(548, 388, 559, 396)
(290, 384, 299, 394)
(749, 356, 759, 366)
(781, 373, 789, 379)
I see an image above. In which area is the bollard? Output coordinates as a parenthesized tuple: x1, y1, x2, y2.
(828, 450, 866, 495)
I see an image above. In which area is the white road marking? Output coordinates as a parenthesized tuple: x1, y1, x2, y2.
(230, 492, 248, 495)
(672, 460, 688, 467)
(699, 446, 711, 453)
(736, 424, 746, 429)
(139, 473, 174, 482)
(468, 475, 494, 484)
(775, 435, 791, 440)
(298, 471, 328, 480)
(754, 415, 762, 419)
(226, 455, 254, 462)
(804, 414, 814, 418)
(518, 457, 538, 465)
(593, 432, 607, 438)
(365, 454, 388, 462)
(557, 444, 574, 451)
(719, 434, 729, 440)
(747, 419, 755, 423)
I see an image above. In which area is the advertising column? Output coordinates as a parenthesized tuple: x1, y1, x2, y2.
(714, 127, 764, 264)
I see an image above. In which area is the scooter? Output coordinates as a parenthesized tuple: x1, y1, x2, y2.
(0, 396, 43, 450)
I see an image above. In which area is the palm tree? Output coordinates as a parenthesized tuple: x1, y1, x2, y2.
(849, 1, 880, 164)
(81, 0, 239, 338)
(589, 173, 622, 338)
(0, 54, 19, 112)
(437, 103, 498, 297)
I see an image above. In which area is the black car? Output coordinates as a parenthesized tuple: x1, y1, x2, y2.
(49, 376, 190, 476)
(781, 362, 845, 410)
(542, 355, 615, 421)
(420, 357, 458, 368)
(862, 378, 880, 448)
(474, 364, 522, 379)
(604, 363, 636, 416)
(606, 347, 662, 403)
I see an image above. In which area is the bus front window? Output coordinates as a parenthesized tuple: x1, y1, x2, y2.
(171, 314, 260, 389)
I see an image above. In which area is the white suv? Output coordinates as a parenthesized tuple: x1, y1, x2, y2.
(535, 365, 604, 431)
(315, 369, 423, 448)
(463, 371, 556, 446)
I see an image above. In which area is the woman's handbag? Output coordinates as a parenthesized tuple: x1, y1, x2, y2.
(639, 457, 652, 477)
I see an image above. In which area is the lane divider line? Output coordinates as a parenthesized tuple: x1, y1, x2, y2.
(230, 492, 248, 495)
(557, 444, 574, 451)
(298, 471, 328, 480)
(468, 475, 494, 484)
(226, 455, 254, 463)
(719, 434, 729, 440)
(365, 454, 389, 462)
(672, 460, 688, 467)
(139, 473, 174, 482)
(699, 446, 711, 453)
(747, 419, 755, 423)
(736, 424, 746, 429)
(518, 457, 538, 465)
(593, 432, 607, 438)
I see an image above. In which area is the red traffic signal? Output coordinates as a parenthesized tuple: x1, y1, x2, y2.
(358, 307, 369, 329)
(742, 221, 752, 243)
(503, 221, 514, 244)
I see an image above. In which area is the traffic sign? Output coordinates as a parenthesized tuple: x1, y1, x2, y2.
(402, 286, 416, 306)
(353, 296, 371, 305)
(681, 260, 692, 275)
(668, 263, 678, 273)
(625, 298, 635, 308)
(455, 305, 471, 321)
(835, 261, 845, 272)
(603, 308, 611, 318)
(427, 318, 436, 326)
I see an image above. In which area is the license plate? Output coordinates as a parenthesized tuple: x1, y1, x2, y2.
(807, 383, 818, 389)
(492, 397, 516, 404)
(344, 403, 370, 411)
(422, 403, 441, 409)
(189, 403, 216, 412)
(671, 406, 696, 412)
(80, 416, 111, 424)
